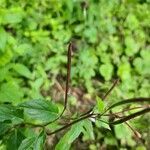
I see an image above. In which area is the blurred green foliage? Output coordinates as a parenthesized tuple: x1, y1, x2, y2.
(0, 0, 150, 149)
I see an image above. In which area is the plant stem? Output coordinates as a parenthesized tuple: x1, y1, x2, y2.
(46, 113, 93, 135)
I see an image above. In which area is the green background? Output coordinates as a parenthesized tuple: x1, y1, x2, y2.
(0, 0, 150, 149)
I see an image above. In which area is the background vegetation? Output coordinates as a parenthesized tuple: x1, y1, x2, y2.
(0, 0, 150, 149)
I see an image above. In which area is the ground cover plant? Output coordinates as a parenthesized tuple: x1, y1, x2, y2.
(0, 0, 150, 149)
(0, 43, 150, 150)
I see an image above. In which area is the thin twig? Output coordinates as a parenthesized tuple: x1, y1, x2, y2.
(55, 80, 65, 92)
(47, 113, 94, 135)
(110, 107, 150, 125)
(58, 42, 72, 117)
(124, 121, 142, 139)
(44, 43, 72, 126)
(95, 111, 142, 139)
(64, 42, 72, 112)
(101, 97, 150, 116)
(103, 106, 146, 116)
(112, 113, 142, 139)
(102, 79, 119, 100)
(79, 79, 119, 117)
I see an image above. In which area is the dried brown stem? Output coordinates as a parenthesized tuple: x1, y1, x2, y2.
(47, 113, 93, 136)
(47, 42, 72, 124)
(102, 79, 119, 100)
(112, 113, 142, 139)
(110, 107, 150, 125)
(103, 106, 147, 116)
(79, 79, 119, 117)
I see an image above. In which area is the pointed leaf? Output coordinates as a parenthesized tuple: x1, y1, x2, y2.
(18, 137, 35, 150)
(33, 130, 46, 150)
(18, 131, 46, 150)
(99, 63, 113, 81)
(83, 120, 95, 140)
(0, 82, 24, 104)
(96, 96, 105, 113)
(7, 130, 25, 150)
(55, 121, 84, 150)
(0, 104, 23, 124)
(19, 99, 59, 125)
(13, 63, 32, 79)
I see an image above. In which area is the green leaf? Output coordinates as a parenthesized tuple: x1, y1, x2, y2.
(114, 124, 136, 146)
(0, 104, 23, 124)
(96, 119, 110, 131)
(125, 13, 139, 30)
(125, 36, 139, 56)
(19, 99, 59, 125)
(117, 61, 131, 80)
(0, 50, 13, 67)
(55, 121, 84, 150)
(15, 44, 33, 56)
(6, 130, 25, 150)
(0, 66, 9, 82)
(133, 57, 143, 74)
(0, 122, 12, 136)
(13, 63, 32, 79)
(96, 96, 105, 113)
(0, 27, 7, 52)
(140, 50, 150, 75)
(136, 146, 146, 150)
(18, 137, 35, 150)
(83, 27, 97, 43)
(18, 131, 46, 150)
(115, 124, 132, 139)
(2, 7, 24, 24)
(0, 82, 24, 104)
(83, 120, 95, 140)
(104, 133, 118, 146)
(99, 63, 113, 81)
(33, 130, 46, 150)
